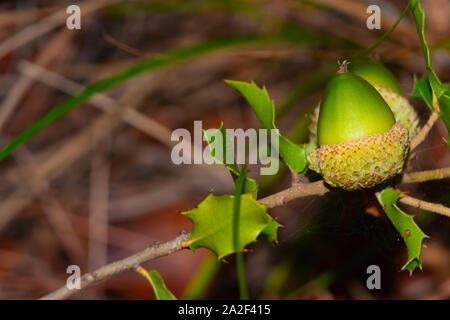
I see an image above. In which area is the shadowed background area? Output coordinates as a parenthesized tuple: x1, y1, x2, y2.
(0, 0, 448, 299)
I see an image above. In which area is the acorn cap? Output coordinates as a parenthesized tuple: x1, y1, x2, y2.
(308, 123, 409, 190)
(317, 63, 395, 146)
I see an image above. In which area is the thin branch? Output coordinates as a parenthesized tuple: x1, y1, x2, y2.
(87, 132, 111, 295)
(40, 232, 189, 300)
(401, 167, 450, 184)
(0, 29, 73, 130)
(398, 195, 450, 218)
(410, 111, 440, 151)
(41, 180, 329, 299)
(14, 147, 85, 263)
(39, 166, 450, 299)
(258, 180, 329, 209)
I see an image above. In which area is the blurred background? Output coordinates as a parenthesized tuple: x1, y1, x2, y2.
(0, 0, 448, 299)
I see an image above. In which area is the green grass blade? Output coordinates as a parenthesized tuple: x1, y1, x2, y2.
(0, 34, 265, 163)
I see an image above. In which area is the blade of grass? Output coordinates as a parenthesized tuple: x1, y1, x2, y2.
(0, 24, 348, 164)
(233, 166, 249, 300)
(0, 34, 267, 163)
(105, 0, 256, 15)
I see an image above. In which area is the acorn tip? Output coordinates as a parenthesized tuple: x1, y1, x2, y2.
(338, 60, 351, 73)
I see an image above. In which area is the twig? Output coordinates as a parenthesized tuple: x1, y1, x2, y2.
(0, 66, 164, 232)
(410, 111, 440, 151)
(13, 147, 85, 263)
(41, 180, 329, 299)
(39, 232, 189, 300)
(88, 131, 111, 295)
(0, 28, 73, 130)
(39, 170, 450, 299)
(290, 170, 309, 186)
(258, 180, 329, 209)
(398, 195, 450, 218)
(401, 167, 450, 184)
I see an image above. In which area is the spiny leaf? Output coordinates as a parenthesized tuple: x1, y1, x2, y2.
(411, 76, 433, 110)
(204, 123, 258, 197)
(225, 80, 307, 173)
(182, 193, 278, 260)
(437, 89, 450, 145)
(409, 0, 444, 98)
(380, 188, 428, 274)
(136, 267, 177, 300)
(409, 0, 449, 144)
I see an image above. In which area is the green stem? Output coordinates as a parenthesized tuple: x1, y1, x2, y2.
(353, 2, 410, 59)
(236, 252, 248, 300)
(233, 167, 249, 300)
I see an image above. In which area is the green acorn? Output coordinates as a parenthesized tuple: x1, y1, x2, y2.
(307, 61, 410, 190)
(308, 60, 419, 148)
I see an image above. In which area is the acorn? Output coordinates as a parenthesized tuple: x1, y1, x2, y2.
(307, 61, 410, 190)
(308, 60, 419, 148)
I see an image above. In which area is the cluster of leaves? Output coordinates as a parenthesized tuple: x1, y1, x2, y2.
(409, 0, 450, 142)
(180, 0, 450, 278)
(0, 0, 447, 298)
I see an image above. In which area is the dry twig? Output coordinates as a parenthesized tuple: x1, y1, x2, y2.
(401, 167, 450, 184)
(40, 232, 189, 300)
(399, 195, 450, 218)
(411, 111, 440, 151)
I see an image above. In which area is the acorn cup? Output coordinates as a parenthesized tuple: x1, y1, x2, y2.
(308, 60, 420, 148)
(307, 61, 410, 190)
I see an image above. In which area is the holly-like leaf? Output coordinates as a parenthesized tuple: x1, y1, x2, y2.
(380, 188, 429, 274)
(438, 89, 450, 145)
(409, 0, 444, 98)
(136, 267, 177, 300)
(411, 76, 433, 110)
(411, 77, 450, 145)
(409, 0, 450, 144)
(182, 193, 278, 259)
(204, 123, 258, 197)
(225, 80, 307, 174)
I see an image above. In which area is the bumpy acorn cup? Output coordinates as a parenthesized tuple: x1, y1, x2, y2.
(308, 60, 419, 148)
(307, 61, 410, 190)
